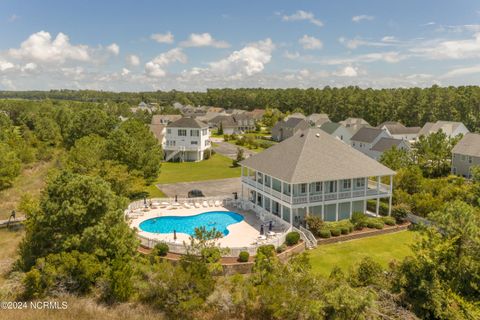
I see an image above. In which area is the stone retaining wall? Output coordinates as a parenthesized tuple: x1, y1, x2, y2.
(316, 223, 410, 245)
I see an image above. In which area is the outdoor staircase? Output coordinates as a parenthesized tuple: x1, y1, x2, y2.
(165, 146, 185, 162)
(296, 226, 317, 249)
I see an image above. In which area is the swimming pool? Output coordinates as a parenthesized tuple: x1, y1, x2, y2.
(138, 211, 244, 236)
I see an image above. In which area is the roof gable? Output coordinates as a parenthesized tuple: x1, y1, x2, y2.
(167, 117, 208, 128)
(452, 133, 480, 157)
(351, 127, 386, 143)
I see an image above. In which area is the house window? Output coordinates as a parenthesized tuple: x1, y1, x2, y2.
(343, 179, 351, 189)
(340, 135, 343, 140)
(469, 156, 472, 164)
(167, 128, 171, 134)
(191, 141, 198, 145)
(202, 128, 207, 135)
(328, 181, 336, 193)
(352, 142, 356, 146)
(315, 182, 322, 192)
(356, 178, 365, 188)
(178, 129, 187, 136)
(300, 183, 307, 194)
(191, 129, 199, 137)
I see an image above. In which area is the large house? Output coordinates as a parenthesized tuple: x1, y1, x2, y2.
(163, 117, 211, 162)
(319, 122, 355, 145)
(151, 114, 182, 125)
(451, 133, 480, 178)
(377, 121, 421, 141)
(418, 121, 469, 138)
(210, 113, 256, 134)
(350, 127, 391, 158)
(369, 138, 410, 161)
(271, 118, 310, 142)
(239, 128, 395, 226)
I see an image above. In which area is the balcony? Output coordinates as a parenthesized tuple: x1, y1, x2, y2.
(242, 177, 391, 204)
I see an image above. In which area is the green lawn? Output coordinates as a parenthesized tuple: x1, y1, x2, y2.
(309, 230, 418, 276)
(144, 154, 241, 197)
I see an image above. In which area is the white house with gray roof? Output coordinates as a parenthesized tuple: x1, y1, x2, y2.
(271, 118, 310, 141)
(350, 127, 391, 158)
(163, 117, 211, 162)
(239, 128, 395, 226)
(451, 133, 480, 178)
(320, 122, 355, 145)
(369, 138, 411, 160)
(377, 121, 421, 142)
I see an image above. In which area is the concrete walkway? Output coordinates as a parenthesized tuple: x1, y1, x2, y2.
(211, 137, 256, 160)
(157, 177, 242, 198)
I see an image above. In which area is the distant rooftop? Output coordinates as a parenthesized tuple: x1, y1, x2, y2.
(167, 117, 208, 128)
(351, 127, 385, 143)
(452, 133, 480, 157)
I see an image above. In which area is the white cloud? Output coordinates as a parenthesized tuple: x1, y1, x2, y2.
(299, 35, 323, 50)
(282, 10, 323, 27)
(8, 14, 19, 22)
(21, 62, 37, 72)
(121, 68, 130, 76)
(180, 33, 230, 48)
(335, 66, 358, 77)
(284, 51, 300, 59)
(8, 31, 90, 64)
(151, 32, 174, 44)
(352, 15, 374, 23)
(126, 54, 140, 66)
(107, 43, 120, 55)
(339, 37, 392, 49)
(441, 64, 480, 78)
(325, 51, 405, 65)
(145, 48, 187, 78)
(0, 60, 15, 72)
(411, 32, 480, 59)
(381, 36, 398, 43)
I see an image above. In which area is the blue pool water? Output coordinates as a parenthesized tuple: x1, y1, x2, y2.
(139, 211, 244, 236)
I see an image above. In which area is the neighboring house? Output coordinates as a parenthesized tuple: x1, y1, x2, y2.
(234, 113, 256, 132)
(149, 123, 166, 145)
(418, 121, 469, 138)
(451, 133, 480, 178)
(210, 114, 256, 134)
(163, 117, 211, 162)
(247, 109, 266, 121)
(151, 114, 182, 125)
(340, 117, 370, 128)
(369, 138, 411, 161)
(284, 112, 306, 121)
(377, 121, 421, 142)
(307, 113, 331, 127)
(130, 101, 156, 113)
(271, 118, 310, 142)
(319, 122, 355, 145)
(239, 128, 395, 225)
(225, 108, 247, 115)
(196, 111, 227, 125)
(350, 127, 391, 158)
(207, 107, 225, 113)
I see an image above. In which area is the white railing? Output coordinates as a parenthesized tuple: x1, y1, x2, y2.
(296, 226, 317, 249)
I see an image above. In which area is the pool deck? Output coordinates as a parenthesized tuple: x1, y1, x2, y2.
(129, 205, 278, 249)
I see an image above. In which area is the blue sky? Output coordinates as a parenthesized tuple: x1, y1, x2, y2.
(1, 0, 480, 91)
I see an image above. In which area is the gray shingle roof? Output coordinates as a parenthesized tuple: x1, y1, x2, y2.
(340, 117, 370, 127)
(240, 128, 394, 183)
(350, 127, 385, 143)
(377, 121, 421, 135)
(320, 122, 342, 134)
(419, 121, 468, 137)
(151, 114, 182, 125)
(167, 117, 208, 128)
(284, 117, 308, 128)
(370, 137, 405, 152)
(452, 133, 480, 157)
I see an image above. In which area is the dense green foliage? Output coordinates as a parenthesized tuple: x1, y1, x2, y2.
(285, 231, 300, 246)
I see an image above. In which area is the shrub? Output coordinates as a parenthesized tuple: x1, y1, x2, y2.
(276, 244, 287, 253)
(319, 230, 331, 238)
(285, 231, 300, 246)
(366, 218, 385, 229)
(373, 222, 384, 229)
(382, 216, 396, 226)
(351, 212, 367, 229)
(238, 251, 249, 262)
(340, 227, 350, 235)
(331, 228, 341, 237)
(306, 215, 324, 237)
(257, 244, 276, 258)
(152, 242, 169, 257)
(391, 203, 411, 223)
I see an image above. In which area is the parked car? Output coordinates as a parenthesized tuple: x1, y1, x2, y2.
(187, 189, 205, 198)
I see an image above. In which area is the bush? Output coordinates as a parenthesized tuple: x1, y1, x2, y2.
(351, 212, 367, 230)
(319, 230, 331, 238)
(340, 227, 350, 235)
(381, 216, 396, 226)
(238, 251, 249, 262)
(257, 244, 276, 258)
(285, 231, 300, 246)
(331, 228, 341, 237)
(152, 242, 169, 257)
(391, 203, 410, 223)
(306, 215, 324, 237)
(276, 244, 287, 253)
(366, 218, 385, 229)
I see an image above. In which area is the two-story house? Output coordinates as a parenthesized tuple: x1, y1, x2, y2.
(271, 118, 310, 142)
(451, 133, 480, 178)
(418, 121, 469, 138)
(377, 121, 421, 142)
(369, 138, 411, 161)
(163, 117, 211, 162)
(350, 127, 391, 158)
(320, 122, 355, 145)
(239, 128, 394, 226)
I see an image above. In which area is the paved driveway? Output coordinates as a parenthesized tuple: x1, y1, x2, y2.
(211, 138, 256, 160)
(157, 177, 242, 198)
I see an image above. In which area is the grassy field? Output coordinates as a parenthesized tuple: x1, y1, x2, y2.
(309, 230, 418, 276)
(0, 157, 58, 220)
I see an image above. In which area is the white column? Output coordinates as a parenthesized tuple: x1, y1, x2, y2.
(290, 207, 293, 226)
(388, 175, 393, 216)
(376, 197, 380, 216)
(336, 180, 339, 221)
(376, 176, 380, 194)
(363, 177, 367, 214)
(307, 183, 310, 220)
(349, 178, 353, 218)
(322, 181, 325, 220)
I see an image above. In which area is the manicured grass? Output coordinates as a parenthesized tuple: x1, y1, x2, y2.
(309, 230, 418, 276)
(155, 154, 241, 185)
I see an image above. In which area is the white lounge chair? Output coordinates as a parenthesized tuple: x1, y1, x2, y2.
(208, 200, 214, 207)
(195, 203, 201, 208)
(214, 200, 221, 207)
(202, 201, 208, 208)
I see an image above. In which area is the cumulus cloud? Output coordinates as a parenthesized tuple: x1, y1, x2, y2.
(126, 54, 140, 66)
(339, 37, 392, 49)
(0, 59, 15, 72)
(352, 15, 374, 23)
(441, 64, 480, 78)
(145, 48, 187, 77)
(299, 35, 323, 50)
(107, 43, 120, 55)
(151, 32, 174, 44)
(121, 68, 130, 76)
(9, 31, 90, 64)
(282, 10, 323, 27)
(335, 66, 359, 77)
(180, 33, 230, 48)
(411, 32, 480, 59)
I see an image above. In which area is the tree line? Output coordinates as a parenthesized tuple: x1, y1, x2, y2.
(2, 85, 480, 130)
